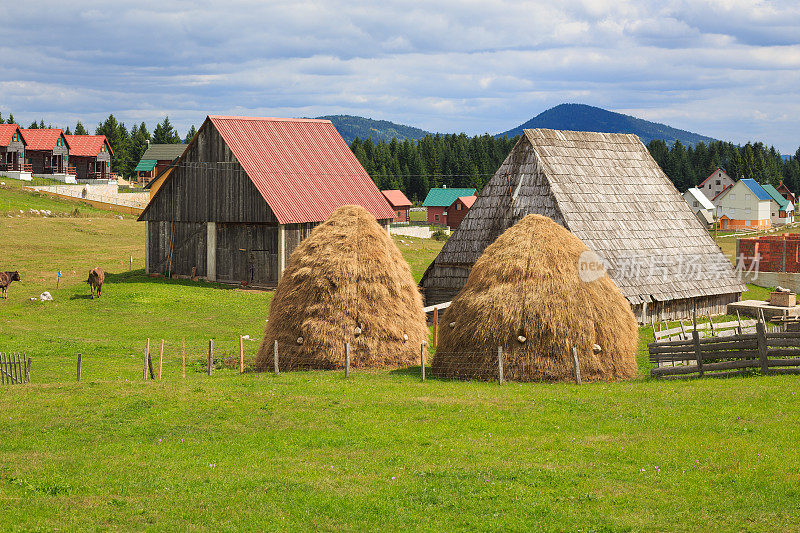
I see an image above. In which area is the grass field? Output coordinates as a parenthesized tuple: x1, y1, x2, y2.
(2, 186, 798, 531)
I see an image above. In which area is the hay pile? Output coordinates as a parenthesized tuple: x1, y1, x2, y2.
(432, 214, 638, 382)
(256, 205, 427, 370)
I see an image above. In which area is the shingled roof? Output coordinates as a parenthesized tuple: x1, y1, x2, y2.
(20, 129, 68, 151)
(421, 128, 744, 309)
(0, 124, 24, 147)
(64, 135, 113, 157)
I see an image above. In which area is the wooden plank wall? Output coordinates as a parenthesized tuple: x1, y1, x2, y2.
(147, 221, 207, 277)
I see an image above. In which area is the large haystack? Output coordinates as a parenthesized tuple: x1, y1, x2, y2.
(432, 214, 639, 382)
(256, 205, 427, 370)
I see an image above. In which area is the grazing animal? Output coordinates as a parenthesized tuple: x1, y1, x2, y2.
(87, 268, 105, 299)
(0, 271, 21, 299)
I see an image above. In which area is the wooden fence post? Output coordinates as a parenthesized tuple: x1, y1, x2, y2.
(239, 335, 244, 374)
(208, 339, 214, 376)
(273, 340, 279, 374)
(693, 330, 703, 378)
(181, 337, 186, 378)
(1, 353, 5, 385)
(572, 347, 581, 385)
(433, 307, 439, 348)
(144, 339, 150, 380)
(158, 340, 164, 380)
(77, 353, 82, 382)
(420, 343, 426, 381)
(757, 321, 769, 374)
(345, 343, 351, 378)
(25, 357, 31, 383)
(498, 346, 504, 384)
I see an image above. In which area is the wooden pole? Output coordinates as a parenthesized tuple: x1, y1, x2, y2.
(148, 347, 155, 380)
(158, 340, 164, 380)
(420, 343, 425, 381)
(273, 340, 279, 374)
(497, 346, 504, 384)
(693, 330, 704, 378)
(345, 343, 351, 378)
(25, 357, 31, 383)
(181, 337, 186, 378)
(432, 307, 439, 348)
(144, 339, 149, 380)
(239, 335, 244, 374)
(571, 347, 581, 385)
(757, 321, 769, 375)
(736, 310, 743, 335)
(707, 312, 715, 336)
(208, 339, 213, 376)
(1, 353, 5, 385)
(77, 353, 82, 382)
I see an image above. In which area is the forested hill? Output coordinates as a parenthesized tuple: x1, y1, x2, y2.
(497, 103, 716, 146)
(316, 115, 432, 143)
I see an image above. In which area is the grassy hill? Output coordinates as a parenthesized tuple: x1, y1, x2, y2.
(316, 115, 433, 144)
(497, 103, 717, 146)
(1, 185, 798, 530)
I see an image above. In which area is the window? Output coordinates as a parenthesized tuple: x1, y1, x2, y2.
(730, 194, 736, 201)
(456, 203, 462, 210)
(745, 208, 751, 216)
(434, 214, 439, 222)
(780, 210, 787, 218)
(745, 220, 751, 226)
(693, 201, 698, 207)
(397, 211, 401, 217)
(716, 180, 721, 185)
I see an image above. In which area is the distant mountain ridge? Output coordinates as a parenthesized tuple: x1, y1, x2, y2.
(315, 115, 432, 144)
(496, 103, 716, 146)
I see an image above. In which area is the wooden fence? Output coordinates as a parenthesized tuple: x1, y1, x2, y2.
(649, 322, 800, 379)
(1, 353, 31, 385)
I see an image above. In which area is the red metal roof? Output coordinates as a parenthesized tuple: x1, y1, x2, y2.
(455, 195, 476, 209)
(20, 129, 68, 151)
(64, 135, 113, 157)
(0, 124, 23, 147)
(381, 189, 412, 208)
(208, 116, 394, 224)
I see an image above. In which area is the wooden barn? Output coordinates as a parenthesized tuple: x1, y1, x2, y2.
(0, 124, 27, 175)
(20, 129, 70, 176)
(64, 135, 113, 180)
(134, 143, 187, 185)
(381, 189, 412, 222)
(138, 115, 395, 286)
(420, 129, 745, 323)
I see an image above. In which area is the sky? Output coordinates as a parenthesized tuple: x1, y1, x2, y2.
(2, 0, 799, 152)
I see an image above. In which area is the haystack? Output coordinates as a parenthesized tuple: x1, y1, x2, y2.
(255, 205, 427, 370)
(432, 214, 639, 382)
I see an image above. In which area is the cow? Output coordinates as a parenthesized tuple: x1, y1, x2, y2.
(87, 267, 105, 299)
(0, 271, 21, 299)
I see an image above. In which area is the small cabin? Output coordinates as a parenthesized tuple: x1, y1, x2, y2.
(20, 129, 71, 179)
(381, 190, 412, 222)
(0, 124, 28, 178)
(446, 195, 476, 230)
(422, 187, 476, 226)
(64, 135, 113, 180)
(134, 143, 186, 185)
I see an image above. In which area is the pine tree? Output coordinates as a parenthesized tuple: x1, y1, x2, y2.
(184, 125, 197, 143)
(74, 121, 88, 135)
(95, 114, 131, 176)
(7, 114, 15, 125)
(65, 126, 72, 135)
(0, 113, 4, 124)
(152, 117, 181, 144)
(28, 121, 38, 129)
(39, 119, 45, 129)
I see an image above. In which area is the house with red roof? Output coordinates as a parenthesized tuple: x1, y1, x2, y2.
(138, 115, 395, 287)
(697, 168, 735, 201)
(381, 189, 412, 222)
(0, 124, 30, 180)
(446, 195, 476, 230)
(20, 129, 72, 181)
(65, 135, 113, 181)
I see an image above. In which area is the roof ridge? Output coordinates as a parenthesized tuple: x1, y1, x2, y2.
(208, 115, 332, 124)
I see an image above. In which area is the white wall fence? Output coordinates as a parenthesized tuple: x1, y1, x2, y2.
(27, 184, 150, 209)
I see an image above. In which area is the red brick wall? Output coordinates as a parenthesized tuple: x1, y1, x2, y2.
(447, 201, 470, 229)
(739, 234, 800, 272)
(427, 206, 447, 225)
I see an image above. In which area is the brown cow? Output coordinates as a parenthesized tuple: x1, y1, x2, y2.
(0, 271, 21, 299)
(87, 268, 105, 299)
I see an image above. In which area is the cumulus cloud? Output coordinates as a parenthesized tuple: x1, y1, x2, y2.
(0, 0, 798, 151)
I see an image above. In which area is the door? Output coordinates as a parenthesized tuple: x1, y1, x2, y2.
(216, 224, 278, 285)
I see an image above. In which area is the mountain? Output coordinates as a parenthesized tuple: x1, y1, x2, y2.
(316, 115, 432, 144)
(496, 103, 716, 146)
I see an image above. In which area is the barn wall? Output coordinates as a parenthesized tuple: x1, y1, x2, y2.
(147, 221, 207, 278)
(634, 293, 741, 325)
(215, 223, 279, 285)
(285, 222, 319, 258)
(140, 120, 277, 224)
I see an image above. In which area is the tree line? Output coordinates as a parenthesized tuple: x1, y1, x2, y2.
(0, 112, 196, 178)
(351, 134, 800, 202)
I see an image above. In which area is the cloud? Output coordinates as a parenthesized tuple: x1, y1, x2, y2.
(0, 0, 798, 151)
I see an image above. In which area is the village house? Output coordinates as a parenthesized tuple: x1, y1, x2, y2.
(446, 195, 476, 230)
(713, 178, 772, 230)
(0, 123, 30, 180)
(21, 129, 72, 181)
(381, 190, 412, 222)
(420, 129, 744, 323)
(138, 115, 395, 287)
(776, 181, 797, 207)
(697, 167, 735, 201)
(762, 184, 794, 225)
(422, 187, 476, 227)
(682, 187, 715, 227)
(64, 135, 113, 181)
(134, 143, 187, 185)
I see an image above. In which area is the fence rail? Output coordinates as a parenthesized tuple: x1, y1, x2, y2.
(0, 352, 31, 385)
(649, 322, 800, 379)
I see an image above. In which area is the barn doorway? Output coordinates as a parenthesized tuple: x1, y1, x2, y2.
(216, 223, 279, 286)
